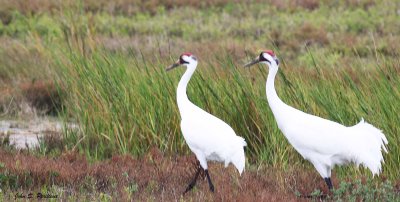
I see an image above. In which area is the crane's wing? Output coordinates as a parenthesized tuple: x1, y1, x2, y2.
(180, 104, 246, 161)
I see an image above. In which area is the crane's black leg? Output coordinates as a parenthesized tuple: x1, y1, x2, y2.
(205, 169, 215, 192)
(324, 177, 333, 190)
(183, 165, 202, 194)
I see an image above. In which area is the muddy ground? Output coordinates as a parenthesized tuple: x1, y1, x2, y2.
(0, 118, 78, 149)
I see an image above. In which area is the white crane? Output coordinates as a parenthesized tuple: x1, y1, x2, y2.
(244, 50, 388, 190)
(166, 53, 247, 193)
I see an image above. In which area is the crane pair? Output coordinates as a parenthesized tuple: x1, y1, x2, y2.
(166, 51, 388, 194)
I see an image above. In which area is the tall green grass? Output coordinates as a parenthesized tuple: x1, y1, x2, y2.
(1, 0, 399, 181)
(53, 38, 400, 179)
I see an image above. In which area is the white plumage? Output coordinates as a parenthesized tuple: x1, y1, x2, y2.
(244, 50, 388, 189)
(167, 53, 247, 193)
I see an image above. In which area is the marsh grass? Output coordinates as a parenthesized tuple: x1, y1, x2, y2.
(1, 0, 399, 184)
(54, 38, 399, 180)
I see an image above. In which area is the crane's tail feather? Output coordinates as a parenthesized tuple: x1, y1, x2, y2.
(351, 119, 388, 175)
(231, 137, 247, 175)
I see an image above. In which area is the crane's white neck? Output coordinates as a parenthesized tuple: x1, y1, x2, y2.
(266, 63, 287, 122)
(177, 62, 197, 119)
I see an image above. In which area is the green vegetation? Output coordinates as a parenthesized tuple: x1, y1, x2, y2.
(0, 0, 399, 199)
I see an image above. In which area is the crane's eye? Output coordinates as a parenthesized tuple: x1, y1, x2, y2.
(191, 56, 197, 61)
(275, 58, 279, 65)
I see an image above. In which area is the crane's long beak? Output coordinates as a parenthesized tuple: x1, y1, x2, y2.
(166, 60, 181, 71)
(243, 56, 260, 68)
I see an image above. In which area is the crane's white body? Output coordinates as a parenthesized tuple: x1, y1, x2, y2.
(264, 59, 388, 179)
(176, 61, 246, 174)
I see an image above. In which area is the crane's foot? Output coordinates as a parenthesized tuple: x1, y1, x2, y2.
(183, 183, 195, 194)
(205, 169, 215, 192)
(183, 165, 202, 194)
(324, 177, 333, 190)
(209, 184, 215, 192)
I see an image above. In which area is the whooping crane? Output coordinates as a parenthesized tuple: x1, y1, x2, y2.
(167, 53, 247, 193)
(244, 50, 388, 190)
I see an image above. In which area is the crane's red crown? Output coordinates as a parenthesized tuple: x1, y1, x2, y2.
(179, 52, 194, 64)
(263, 50, 275, 57)
(181, 52, 193, 57)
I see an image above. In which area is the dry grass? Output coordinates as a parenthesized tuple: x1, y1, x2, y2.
(0, 0, 242, 19)
(0, 0, 326, 20)
(19, 80, 62, 115)
(269, 0, 320, 11)
(295, 23, 329, 47)
(0, 80, 62, 116)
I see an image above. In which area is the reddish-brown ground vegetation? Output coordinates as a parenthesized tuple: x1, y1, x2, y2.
(0, 147, 340, 201)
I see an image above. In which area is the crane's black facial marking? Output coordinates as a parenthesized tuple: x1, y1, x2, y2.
(180, 55, 197, 64)
(260, 52, 279, 66)
(259, 53, 271, 64)
(179, 56, 189, 64)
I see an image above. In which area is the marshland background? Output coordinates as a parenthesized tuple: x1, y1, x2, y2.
(0, 0, 399, 200)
